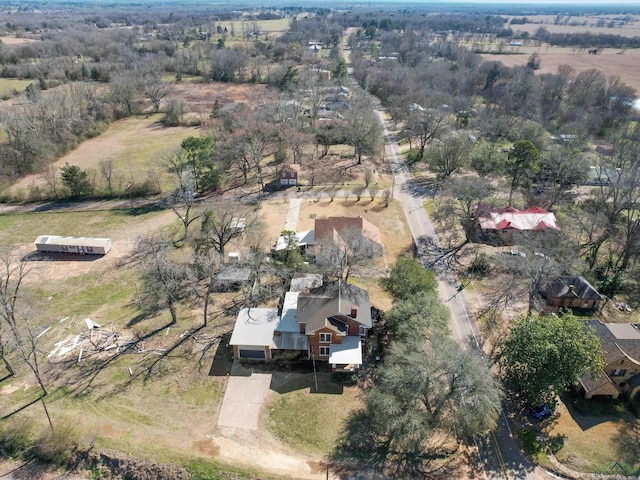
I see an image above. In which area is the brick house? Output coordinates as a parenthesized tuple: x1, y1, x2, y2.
(544, 276, 603, 313)
(579, 320, 640, 400)
(296, 280, 372, 371)
(273, 216, 383, 261)
(229, 279, 371, 372)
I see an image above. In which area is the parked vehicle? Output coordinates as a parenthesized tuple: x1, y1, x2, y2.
(529, 404, 554, 420)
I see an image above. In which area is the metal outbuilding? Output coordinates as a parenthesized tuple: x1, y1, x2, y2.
(34, 235, 112, 255)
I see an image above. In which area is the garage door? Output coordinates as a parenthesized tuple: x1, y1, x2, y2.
(239, 349, 266, 359)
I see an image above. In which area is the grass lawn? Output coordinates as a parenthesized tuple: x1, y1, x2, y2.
(545, 397, 640, 474)
(0, 208, 171, 248)
(264, 373, 362, 456)
(0, 78, 33, 98)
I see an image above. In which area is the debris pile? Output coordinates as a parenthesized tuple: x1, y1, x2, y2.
(47, 317, 165, 362)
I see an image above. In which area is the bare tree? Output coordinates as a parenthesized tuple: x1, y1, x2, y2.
(163, 150, 202, 246)
(143, 76, 174, 112)
(0, 252, 54, 431)
(41, 165, 60, 199)
(316, 228, 382, 281)
(99, 159, 114, 194)
(194, 204, 251, 261)
(343, 96, 382, 165)
(403, 105, 449, 161)
(427, 136, 471, 181)
(135, 235, 190, 325)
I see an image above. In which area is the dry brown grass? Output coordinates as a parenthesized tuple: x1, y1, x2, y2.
(545, 399, 638, 473)
(9, 115, 198, 196)
(480, 47, 640, 95)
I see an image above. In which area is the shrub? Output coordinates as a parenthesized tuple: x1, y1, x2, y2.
(0, 417, 33, 457)
(32, 421, 79, 465)
(469, 253, 491, 276)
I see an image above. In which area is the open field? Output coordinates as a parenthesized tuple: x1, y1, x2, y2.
(512, 22, 640, 38)
(216, 18, 290, 36)
(9, 115, 199, 197)
(171, 81, 273, 117)
(480, 47, 640, 95)
(0, 35, 40, 45)
(0, 78, 33, 98)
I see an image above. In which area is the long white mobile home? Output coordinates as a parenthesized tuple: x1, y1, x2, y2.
(34, 235, 112, 255)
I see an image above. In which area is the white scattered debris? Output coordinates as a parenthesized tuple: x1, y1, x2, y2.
(84, 318, 101, 330)
(36, 326, 51, 340)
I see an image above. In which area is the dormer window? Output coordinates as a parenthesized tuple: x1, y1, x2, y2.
(319, 333, 332, 343)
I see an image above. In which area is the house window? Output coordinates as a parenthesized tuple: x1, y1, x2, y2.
(319, 333, 332, 343)
(359, 325, 367, 336)
(319, 346, 330, 356)
(611, 369, 626, 377)
(581, 301, 590, 309)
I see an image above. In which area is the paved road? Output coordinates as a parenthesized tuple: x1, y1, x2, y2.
(370, 95, 556, 480)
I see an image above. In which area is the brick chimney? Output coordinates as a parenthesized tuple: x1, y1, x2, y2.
(350, 306, 358, 318)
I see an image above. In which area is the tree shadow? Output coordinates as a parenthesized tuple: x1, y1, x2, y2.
(120, 203, 166, 216)
(0, 457, 64, 480)
(563, 393, 626, 431)
(401, 177, 439, 198)
(208, 332, 233, 377)
(21, 251, 103, 262)
(47, 316, 188, 399)
(269, 370, 343, 395)
(330, 409, 465, 479)
(610, 410, 640, 474)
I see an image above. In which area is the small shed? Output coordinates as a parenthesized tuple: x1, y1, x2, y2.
(34, 235, 112, 255)
(281, 164, 300, 186)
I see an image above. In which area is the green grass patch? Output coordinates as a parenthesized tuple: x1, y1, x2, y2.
(31, 269, 140, 322)
(106, 115, 195, 189)
(265, 381, 361, 456)
(517, 427, 547, 462)
(0, 208, 169, 248)
(571, 395, 628, 416)
(0, 78, 33, 98)
(185, 461, 256, 480)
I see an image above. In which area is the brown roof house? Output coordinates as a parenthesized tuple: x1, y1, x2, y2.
(274, 216, 383, 262)
(579, 320, 640, 400)
(229, 278, 372, 372)
(313, 216, 383, 258)
(474, 205, 560, 246)
(543, 276, 604, 313)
